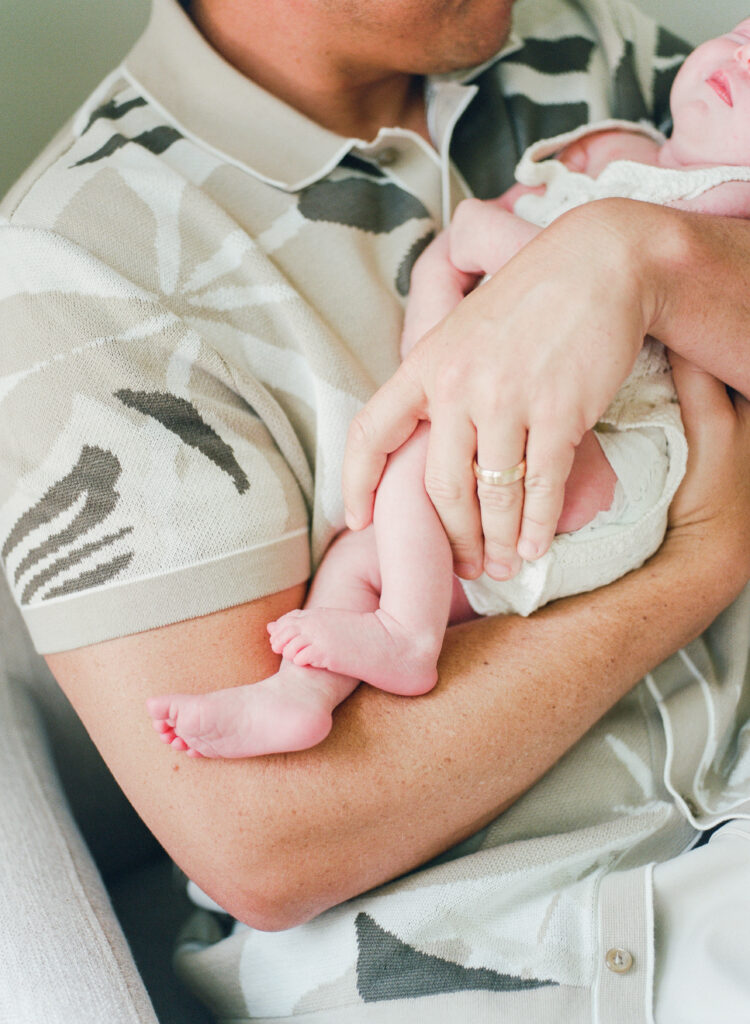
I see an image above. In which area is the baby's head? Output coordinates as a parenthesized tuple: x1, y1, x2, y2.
(668, 19, 750, 166)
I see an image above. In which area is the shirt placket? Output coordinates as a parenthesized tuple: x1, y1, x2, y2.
(594, 866, 655, 1024)
(350, 78, 479, 230)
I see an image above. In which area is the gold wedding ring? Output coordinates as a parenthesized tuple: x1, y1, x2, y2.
(473, 458, 527, 486)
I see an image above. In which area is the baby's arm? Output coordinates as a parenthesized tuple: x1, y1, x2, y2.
(448, 130, 666, 274)
(402, 201, 541, 356)
(401, 231, 476, 355)
(557, 128, 662, 176)
(665, 181, 750, 219)
(561, 128, 750, 228)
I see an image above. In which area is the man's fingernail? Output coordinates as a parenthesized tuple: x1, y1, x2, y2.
(518, 539, 538, 560)
(485, 561, 515, 580)
(455, 562, 480, 579)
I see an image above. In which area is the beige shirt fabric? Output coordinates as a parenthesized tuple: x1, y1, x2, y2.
(2, 1, 750, 1022)
(0, 0, 677, 655)
(0, 0, 475, 653)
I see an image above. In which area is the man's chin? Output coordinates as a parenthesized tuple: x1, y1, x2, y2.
(407, 33, 508, 75)
(419, 16, 514, 75)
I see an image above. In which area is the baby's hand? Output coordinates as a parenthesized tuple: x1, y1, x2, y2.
(401, 231, 477, 357)
(447, 198, 541, 277)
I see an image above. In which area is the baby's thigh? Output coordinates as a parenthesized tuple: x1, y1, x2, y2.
(557, 430, 616, 534)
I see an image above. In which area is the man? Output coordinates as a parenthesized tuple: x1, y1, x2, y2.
(1, 0, 750, 1020)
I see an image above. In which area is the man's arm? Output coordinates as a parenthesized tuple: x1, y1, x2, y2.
(343, 203, 750, 580)
(45, 540, 742, 932)
(45, 358, 750, 932)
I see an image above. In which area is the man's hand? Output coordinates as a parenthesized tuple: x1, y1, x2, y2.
(663, 352, 750, 580)
(344, 199, 650, 581)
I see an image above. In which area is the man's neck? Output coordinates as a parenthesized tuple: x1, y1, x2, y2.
(190, 0, 431, 143)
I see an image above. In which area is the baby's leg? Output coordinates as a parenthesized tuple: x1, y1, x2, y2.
(147, 663, 356, 759)
(263, 425, 615, 699)
(270, 422, 455, 695)
(147, 531, 383, 758)
(556, 429, 617, 534)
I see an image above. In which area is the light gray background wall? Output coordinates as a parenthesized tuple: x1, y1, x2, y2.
(0, 0, 747, 199)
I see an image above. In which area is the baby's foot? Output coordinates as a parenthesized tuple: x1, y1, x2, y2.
(146, 674, 336, 758)
(268, 608, 440, 696)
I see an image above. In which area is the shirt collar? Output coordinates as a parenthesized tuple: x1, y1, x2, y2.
(122, 0, 522, 192)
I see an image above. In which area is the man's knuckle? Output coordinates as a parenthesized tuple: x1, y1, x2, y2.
(523, 472, 557, 498)
(480, 390, 507, 419)
(451, 538, 481, 561)
(484, 541, 519, 562)
(476, 481, 521, 512)
(433, 360, 467, 403)
(521, 510, 553, 530)
(397, 351, 423, 386)
(425, 472, 463, 505)
(346, 407, 381, 454)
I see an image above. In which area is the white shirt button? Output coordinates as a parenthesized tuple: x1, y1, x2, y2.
(605, 948, 634, 974)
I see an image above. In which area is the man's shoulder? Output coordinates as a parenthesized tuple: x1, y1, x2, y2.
(1, 70, 183, 232)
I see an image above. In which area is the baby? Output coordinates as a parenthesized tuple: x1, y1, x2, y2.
(148, 19, 750, 758)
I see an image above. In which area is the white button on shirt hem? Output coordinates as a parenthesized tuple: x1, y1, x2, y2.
(605, 948, 634, 974)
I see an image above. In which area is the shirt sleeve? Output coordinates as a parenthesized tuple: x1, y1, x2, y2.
(0, 220, 311, 653)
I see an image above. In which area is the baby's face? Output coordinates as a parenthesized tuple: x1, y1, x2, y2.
(669, 19, 750, 166)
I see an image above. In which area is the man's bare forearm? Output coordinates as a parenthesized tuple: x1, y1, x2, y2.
(268, 530, 738, 926)
(47, 521, 743, 932)
(659, 210, 750, 396)
(582, 199, 750, 396)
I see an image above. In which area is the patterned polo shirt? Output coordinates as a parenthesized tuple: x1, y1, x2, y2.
(0, 0, 682, 654)
(2, 2, 750, 1023)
